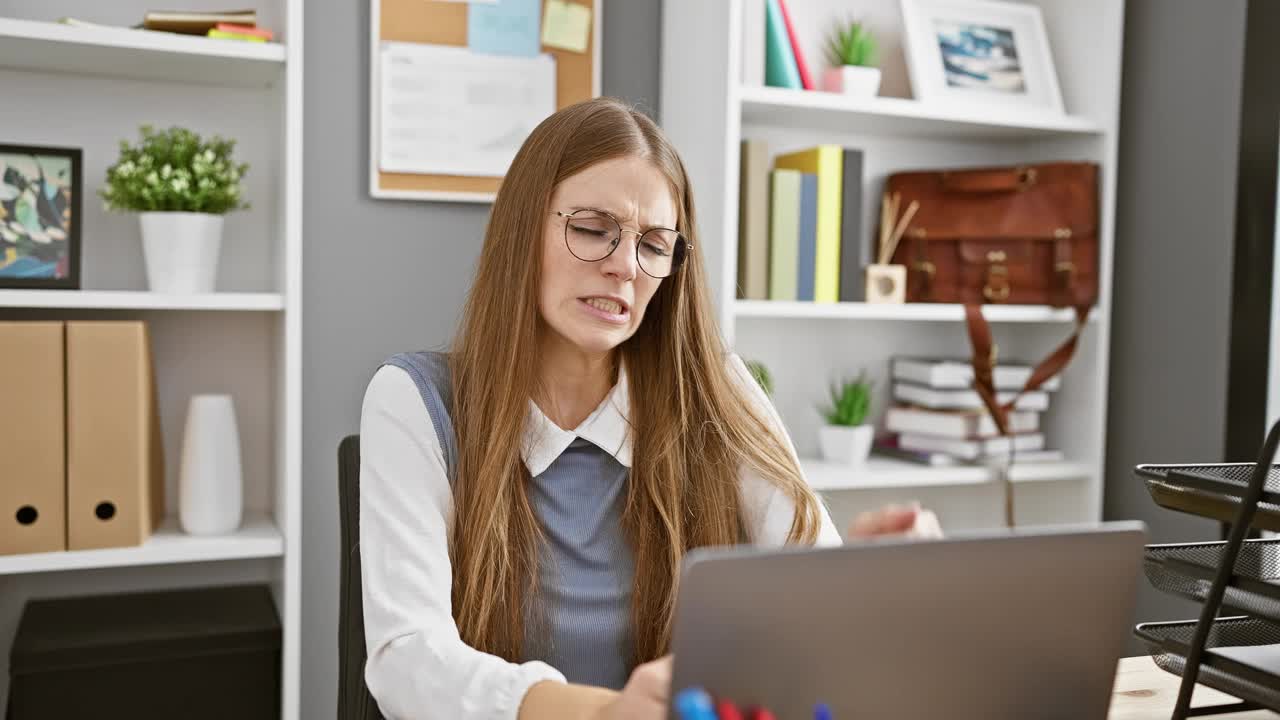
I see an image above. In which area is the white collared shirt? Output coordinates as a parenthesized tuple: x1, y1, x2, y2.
(358, 352, 841, 720)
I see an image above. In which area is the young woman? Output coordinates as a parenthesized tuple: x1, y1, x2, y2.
(359, 97, 936, 720)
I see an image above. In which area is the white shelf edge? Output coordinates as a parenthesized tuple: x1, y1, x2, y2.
(733, 300, 1097, 323)
(738, 84, 1103, 136)
(0, 289, 286, 311)
(0, 17, 286, 63)
(0, 512, 283, 575)
(802, 456, 1092, 491)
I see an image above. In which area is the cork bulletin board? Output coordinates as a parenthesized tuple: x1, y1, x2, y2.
(369, 0, 601, 203)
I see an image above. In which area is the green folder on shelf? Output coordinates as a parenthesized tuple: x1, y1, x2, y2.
(764, 0, 801, 89)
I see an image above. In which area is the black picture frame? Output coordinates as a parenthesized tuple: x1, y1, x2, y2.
(0, 143, 82, 290)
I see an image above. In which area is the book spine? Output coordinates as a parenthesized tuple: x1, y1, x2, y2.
(215, 22, 273, 40)
(207, 29, 267, 42)
(838, 148, 864, 302)
(738, 140, 771, 300)
(813, 146, 843, 303)
(768, 170, 801, 301)
(764, 0, 802, 89)
(774, 0, 814, 90)
(795, 173, 818, 301)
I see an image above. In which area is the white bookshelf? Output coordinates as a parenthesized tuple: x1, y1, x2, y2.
(0, 18, 285, 87)
(0, 3, 302, 718)
(734, 299, 1096, 323)
(0, 289, 285, 311)
(801, 457, 1092, 491)
(0, 513, 284, 575)
(661, 0, 1123, 533)
(740, 85, 1103, 139)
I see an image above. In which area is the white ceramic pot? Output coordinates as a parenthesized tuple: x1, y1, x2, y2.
(139, 211, 224, 293)
(179, 394, 243, 536)
(824, 65, 882, 97)
(819, 424, 874, 466)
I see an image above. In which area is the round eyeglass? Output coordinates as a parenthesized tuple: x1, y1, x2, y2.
(554, 209, 691, 279)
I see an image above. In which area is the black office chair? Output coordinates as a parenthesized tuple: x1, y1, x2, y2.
(337, 434, 385, 720)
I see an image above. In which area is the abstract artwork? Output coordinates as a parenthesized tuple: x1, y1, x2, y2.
(0, 144, 82, 289)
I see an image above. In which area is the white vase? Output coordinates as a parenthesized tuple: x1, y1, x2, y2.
(824, 65, 882, 97)
(179, 394, 243, 536)
(819, 424, 874, 466)
(139, 211, 224, 293)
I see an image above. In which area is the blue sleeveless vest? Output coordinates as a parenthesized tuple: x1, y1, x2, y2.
(383, 351, 635, 690)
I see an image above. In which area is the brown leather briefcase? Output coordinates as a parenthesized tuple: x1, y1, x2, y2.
(880, 161, 1100, 439)
(883, 162, 1099, 307)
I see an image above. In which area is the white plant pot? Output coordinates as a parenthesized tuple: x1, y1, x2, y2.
(824, 65, 882, 97)
(179, 394, 243, 536)
(819, 424, 875, 466)
(139, 211, 224, 293)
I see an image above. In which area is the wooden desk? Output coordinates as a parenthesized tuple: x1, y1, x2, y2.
(1110, 656, 1277, 718)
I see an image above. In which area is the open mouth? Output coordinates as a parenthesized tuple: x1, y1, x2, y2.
(579, 296, 629, 323)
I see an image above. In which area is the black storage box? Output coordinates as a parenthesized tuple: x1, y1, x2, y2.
(6, 584, 280, 720)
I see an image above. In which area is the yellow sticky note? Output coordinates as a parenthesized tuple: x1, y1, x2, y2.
(541, 0, 591, 53)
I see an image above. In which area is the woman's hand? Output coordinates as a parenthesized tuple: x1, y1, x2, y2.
(847, 502, 944, 540)
(593, 656, 673, 720)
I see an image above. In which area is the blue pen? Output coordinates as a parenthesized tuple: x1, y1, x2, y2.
(674, 687, 717, 720)
(813, 701, 833, 720)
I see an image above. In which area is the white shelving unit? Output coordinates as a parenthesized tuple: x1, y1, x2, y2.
(0, 5, 302, 718)
(0, 289, 286, 311)
(739, 85, 1104, 139)
(0, 513, 284, 575)
(801, 457, 1092, 491)
(0, 18, 285, 87)
(661, 0, 1123, 531)
(734, 299, 1096, 323)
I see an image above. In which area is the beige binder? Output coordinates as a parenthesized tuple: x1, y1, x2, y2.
(65, 321, 165, 550)
(0, 322, 67, 556)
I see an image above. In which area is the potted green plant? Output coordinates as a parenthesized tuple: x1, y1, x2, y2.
(817, 372, 874, 465)
(823, 19, 880, 97)
(101, 125, 248, 294)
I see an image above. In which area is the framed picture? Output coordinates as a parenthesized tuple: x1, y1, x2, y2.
(900, 0, 1064, 114)
(0, 143, 82, 289)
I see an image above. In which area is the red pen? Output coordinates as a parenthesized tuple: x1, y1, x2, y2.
(715, 699, 744, 720)
(747, 708, 776, 720)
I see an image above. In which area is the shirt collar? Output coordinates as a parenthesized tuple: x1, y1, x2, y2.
(521, 363, 633, 477)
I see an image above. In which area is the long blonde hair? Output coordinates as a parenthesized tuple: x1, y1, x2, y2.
(448, 97, 822, 667)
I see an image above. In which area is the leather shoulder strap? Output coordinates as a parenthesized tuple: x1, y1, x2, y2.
(964, 304, 1089, 435)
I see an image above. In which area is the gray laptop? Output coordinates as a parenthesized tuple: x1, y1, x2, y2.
(669, 521, 1146, 720)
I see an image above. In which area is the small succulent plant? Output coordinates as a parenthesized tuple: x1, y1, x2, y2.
(819, 372, 873, 426)
(826, 19, 878, 68)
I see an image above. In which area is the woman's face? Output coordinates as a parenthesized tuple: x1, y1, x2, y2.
(539, 156, 678, 356)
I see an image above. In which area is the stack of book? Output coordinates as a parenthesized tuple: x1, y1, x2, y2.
(874, 357, 1066, 466)
(142, 9, 274, 42)
(737, 140, 866, 304)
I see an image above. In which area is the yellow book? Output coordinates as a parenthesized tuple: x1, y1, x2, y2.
(207, 28, 267, 42)
(773, 145, 843, 302)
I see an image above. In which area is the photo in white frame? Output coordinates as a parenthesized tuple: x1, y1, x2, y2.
(900, 0, 1064, 114)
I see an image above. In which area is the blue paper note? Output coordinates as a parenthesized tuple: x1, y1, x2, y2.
(468, 0, 541, 57)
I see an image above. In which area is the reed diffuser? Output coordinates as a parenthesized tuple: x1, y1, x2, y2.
(864, 191, 918, 303)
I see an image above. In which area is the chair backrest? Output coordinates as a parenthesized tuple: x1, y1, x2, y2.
(337, 434, 385, 720)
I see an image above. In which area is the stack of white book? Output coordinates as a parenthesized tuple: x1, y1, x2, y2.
(874, 357, 1066, 466)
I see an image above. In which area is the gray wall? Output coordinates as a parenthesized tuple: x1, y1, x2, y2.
(1105, 0, 1247, 640)
(299, 2, 662, 716)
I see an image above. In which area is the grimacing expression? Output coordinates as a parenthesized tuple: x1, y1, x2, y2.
(539, 156, 679, 355)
